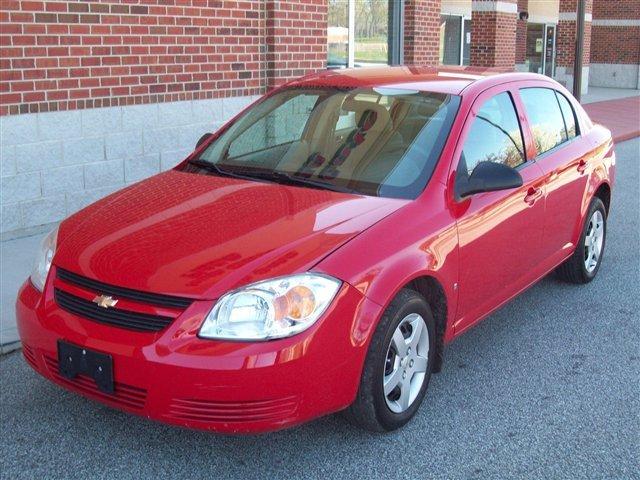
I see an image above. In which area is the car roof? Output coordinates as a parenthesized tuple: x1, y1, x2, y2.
(287, 65, 550, 96)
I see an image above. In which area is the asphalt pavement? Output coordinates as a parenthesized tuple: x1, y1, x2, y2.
(1, 138, 638, 480)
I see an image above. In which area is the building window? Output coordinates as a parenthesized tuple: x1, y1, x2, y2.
(439, 14, 471, 66)
(328, 0, 403, 68)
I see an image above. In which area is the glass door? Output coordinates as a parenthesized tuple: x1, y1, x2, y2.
(439, 14, 471, 66)
(440, 14, 463, 65)
(525, 23, 544, 74)
(327, 0, 402, 68)
(354, 0, 390, 66)
(525, 23, 556, 77)
(328, 0, 349, 68)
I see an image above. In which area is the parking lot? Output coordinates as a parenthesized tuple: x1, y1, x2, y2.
(1, 138, 638, 480)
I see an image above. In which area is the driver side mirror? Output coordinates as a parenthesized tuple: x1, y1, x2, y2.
(456, 161, 523, 199)
(196, 133, 213, 149)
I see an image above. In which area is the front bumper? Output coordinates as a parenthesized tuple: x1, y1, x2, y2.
(16, 272, 382, 433)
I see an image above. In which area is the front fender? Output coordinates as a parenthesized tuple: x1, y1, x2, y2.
(315, 185, 459, 344)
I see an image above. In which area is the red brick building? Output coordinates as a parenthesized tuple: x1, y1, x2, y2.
(1, 0, 638, 238)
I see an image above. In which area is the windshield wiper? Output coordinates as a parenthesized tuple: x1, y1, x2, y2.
(187, 159, 260, 182)
(235, 169, 359, 194)
(188, 160, 358, 194)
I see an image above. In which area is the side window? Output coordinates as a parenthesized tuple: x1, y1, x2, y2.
(520, 87, 568, 155)
(460, 92, 525, 175)
(228, 94, 319, 158)
(555, 92, 578, 140)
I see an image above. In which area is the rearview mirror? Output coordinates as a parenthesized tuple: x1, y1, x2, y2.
(196, 133, 213, 149)
(456, 161, 523, 198)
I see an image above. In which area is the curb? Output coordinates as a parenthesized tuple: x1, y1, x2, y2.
(0, 341, 22, 356)
(613, 131, 640, 144)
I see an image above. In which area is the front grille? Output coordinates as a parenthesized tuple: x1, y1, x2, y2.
(168, 396, 299, 423)
(57, 268, 193, 309)
(44, 355, 147, 410)
(55, 288, 174, 332)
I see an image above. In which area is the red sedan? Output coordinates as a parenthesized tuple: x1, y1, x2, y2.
(17, 67, 615, 433)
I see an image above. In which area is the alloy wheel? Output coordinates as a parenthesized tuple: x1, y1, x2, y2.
(383, 313, 429, 413)
(584, 210, 604, 273)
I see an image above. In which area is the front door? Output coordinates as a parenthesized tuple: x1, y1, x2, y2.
(450, 87, 546, 334)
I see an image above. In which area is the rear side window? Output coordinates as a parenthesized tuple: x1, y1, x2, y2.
(556, 92, 578, 140)
(520, 87, 568, 155)
(459, 92, 525, 174)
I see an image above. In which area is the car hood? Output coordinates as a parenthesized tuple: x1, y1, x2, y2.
(54, 170, 406, 299)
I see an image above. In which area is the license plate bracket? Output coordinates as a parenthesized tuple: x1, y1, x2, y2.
(57, 340, 114, 394)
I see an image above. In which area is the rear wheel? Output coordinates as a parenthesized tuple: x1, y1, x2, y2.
(556, 197, 607, 283)
(343, 289, 435, 432)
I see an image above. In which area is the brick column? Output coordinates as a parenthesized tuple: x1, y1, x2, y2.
(470, 0, 518, 69)
(555, 0, 593, 95)
(403, 0, 441, 65)
(589, 0, 640, 89)
(515, 0, 529, 70)
(265, 1, 328, 90)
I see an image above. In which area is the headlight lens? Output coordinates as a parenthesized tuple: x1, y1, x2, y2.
(30, 226, 58, 292)
(199, 274, 342, 341)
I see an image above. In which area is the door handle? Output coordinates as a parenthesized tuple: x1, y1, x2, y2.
(577, 159, 588, 173)
(524, 186, 543, 205)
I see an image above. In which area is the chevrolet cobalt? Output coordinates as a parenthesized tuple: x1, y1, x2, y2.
(17, 67, 615, 433)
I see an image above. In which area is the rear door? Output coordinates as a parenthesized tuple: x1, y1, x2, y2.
(450, 85, 546, 334)
(517, 86, 590, 264)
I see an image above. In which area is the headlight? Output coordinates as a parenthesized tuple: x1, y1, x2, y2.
(30, 226, 58, 292)
(199, 274, 342, 341)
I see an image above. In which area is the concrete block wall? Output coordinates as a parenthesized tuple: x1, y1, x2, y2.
(0, 95, 256, 239)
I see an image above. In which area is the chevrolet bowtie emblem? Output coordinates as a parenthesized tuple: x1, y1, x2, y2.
(93, 294, 118, 309)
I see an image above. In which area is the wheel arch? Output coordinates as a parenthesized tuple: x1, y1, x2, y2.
(403, 275, 448, 373)
(593, 181, 611, 215)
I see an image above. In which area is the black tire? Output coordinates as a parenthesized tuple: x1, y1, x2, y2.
(343, 289, 435, 432)
(556, 197, 607, 284)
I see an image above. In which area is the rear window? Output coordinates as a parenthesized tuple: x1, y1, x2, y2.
(556, 92, 579, 140)
(520, 87, 570, 155)
(192, 87, 461, 199)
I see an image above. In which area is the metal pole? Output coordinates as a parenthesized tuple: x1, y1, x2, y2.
(573, 0, 585, 101)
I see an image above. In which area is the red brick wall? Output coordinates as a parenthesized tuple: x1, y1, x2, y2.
(0, 0, 328, 116)
(515, 0, 528, 64)
(265, 0, 327, 89)
(590, 25, 640, 64)
(470, 2, 518, 69)
(556, 0, 593, 69)
(591, 0, 640, 65)
(403, 0, 441, 65)
(593, 0, 640, 19)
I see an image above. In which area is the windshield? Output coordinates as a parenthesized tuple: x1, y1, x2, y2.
(186, 87, 460, 199)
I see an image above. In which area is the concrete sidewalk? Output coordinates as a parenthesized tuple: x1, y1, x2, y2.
(0, 234, 44, 352)
(583, 96, 640, 143)
(1, 86, 639, 352)
(581, 86, 640, 104)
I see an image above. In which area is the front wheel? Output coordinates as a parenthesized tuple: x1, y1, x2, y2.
(556, 197, 607, 283)
(343, 289, 435, 432)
